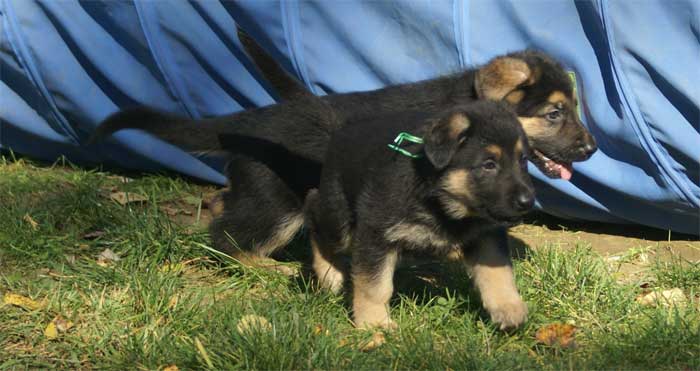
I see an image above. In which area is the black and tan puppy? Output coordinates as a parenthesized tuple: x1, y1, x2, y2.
(304, 100, 534, 329)
(93, 48, 595, 270)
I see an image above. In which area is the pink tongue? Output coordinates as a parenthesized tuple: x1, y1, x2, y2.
(559, 164, 573, 180)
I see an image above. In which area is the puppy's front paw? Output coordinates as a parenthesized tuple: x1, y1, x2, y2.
(355, 317, 397, 331)
(487, 298, 528, 330)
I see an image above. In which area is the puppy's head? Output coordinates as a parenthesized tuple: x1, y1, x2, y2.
(424, 101, 534, 225)
(475, 50, 597, 180)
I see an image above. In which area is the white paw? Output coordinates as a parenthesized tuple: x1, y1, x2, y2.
(487, 298, 528, 330)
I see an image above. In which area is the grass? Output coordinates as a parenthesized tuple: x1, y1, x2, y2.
(1, 156, 698, 370)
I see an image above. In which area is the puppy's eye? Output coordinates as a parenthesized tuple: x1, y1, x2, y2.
(546, 110, 562, 121)
(519, 154, 528, 167)
(482, 159, 498, 171)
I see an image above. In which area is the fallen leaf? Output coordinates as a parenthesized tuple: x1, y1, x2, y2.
(236, 315, 272, 334)
(163, 365, 179, 371)
(636, 288, 687, 307)
(96, 248, 121, 266)
(23, 214, 39, 230)
(44, 322, 58, 339)
(109, 191, 148, 205)
(535, 323, 577, 348)
(3, 293, 44, 311)
(359, 332, 386, 352)
(82, 230, 105, 240)
(313, 324, 324, 336)
(160, 263, 184, 274)
(167, 295, 179, 310)
(53, 315, 74, 332)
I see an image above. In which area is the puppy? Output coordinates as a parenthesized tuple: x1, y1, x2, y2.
(93, 49, 594, 270)
(304, 100, 534, 330)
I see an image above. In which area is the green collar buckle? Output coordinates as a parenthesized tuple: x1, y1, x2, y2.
(387, 132, 424, 158)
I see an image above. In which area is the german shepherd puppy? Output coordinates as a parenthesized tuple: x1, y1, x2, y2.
(304, 100, 534, 329)
(93, 46, 595, 270)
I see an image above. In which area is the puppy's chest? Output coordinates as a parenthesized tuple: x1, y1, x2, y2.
(382, 213, 487, 256)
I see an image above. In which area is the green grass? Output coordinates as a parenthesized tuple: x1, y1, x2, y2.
(1, 156, 698, 370)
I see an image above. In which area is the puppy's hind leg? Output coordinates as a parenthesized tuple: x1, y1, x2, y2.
(209, 157, 304, 275)
(304, 189, 347, 293)
(463, 227, 527, 330)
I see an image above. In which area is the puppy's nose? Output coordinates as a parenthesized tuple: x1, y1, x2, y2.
(583, 142, 597, 157)
(515, 192, 535, 212)
(579, 135, 597, 159)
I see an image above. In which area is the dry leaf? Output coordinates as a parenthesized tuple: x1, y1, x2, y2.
(44, 321, 58, 339)
(636, 288, 687, 307)
(53, 315, 74, 332)
(109, 191, 148, 205)
(359, 332, 386, 352)
(163, 365, 179, 371)
(160, 263, 184, 274)
(236, 315, 272, 334)
(23, 214, 39, 230)
(3, 293, 44, 310)
(83, 230, 105, 240)
(96, 248, 121, 267)
(313, 324, 324, 336)
(535, 323, 577, 348)
(167, 295, 179, 310)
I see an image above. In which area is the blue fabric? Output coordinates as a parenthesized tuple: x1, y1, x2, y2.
(1, 0, 698, 234)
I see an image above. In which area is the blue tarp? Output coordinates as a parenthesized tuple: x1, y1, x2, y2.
(1, 0, 698, 234)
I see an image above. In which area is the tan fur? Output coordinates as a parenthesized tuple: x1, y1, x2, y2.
(253, 213, 304, 256)
(476, 57, 532, 100)
(547, 90, 567, 104)
(352, 250, 399, 329)
(438, 169, 472, 219)
(311, 237, 344, 293)
(515, 138, 524, 157)
(463, 235, 527, 330)
(485, 144, 503, 159)
(442, 169, 471, 199)
(384, 222, 451, 248)
(448, 113, 471, 138)
(518, 117, 559, 139)
(438, 196, 471, 219)
(505, 89, 525, 104)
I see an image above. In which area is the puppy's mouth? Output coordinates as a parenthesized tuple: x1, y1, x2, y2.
(530, 149, 573, 180)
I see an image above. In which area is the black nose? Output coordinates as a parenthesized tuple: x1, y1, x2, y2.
(579, 136, 597, 159)
(515, 192, 535, 212)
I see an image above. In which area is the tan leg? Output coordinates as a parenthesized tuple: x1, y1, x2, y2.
(464, 231, 527, 330)
(352, 250, 398, 329)
(311, 237, 344, 293)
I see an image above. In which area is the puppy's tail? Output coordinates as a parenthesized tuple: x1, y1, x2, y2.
(237, 26, 313, 101)
(90, 98, 338, 163)
(89, 107, 226, 152)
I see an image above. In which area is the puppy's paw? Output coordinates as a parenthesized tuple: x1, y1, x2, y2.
(355, 317, 397, 331)
(487, 298, 528, 330)
(317, 271, 344, 294)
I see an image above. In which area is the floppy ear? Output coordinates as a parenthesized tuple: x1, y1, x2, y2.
(424, 113, 471, 169)
(475, 57, 534, 100)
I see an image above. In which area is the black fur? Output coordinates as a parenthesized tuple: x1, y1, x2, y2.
(92, 45, 595, 260)
(305, 101, 534, 328)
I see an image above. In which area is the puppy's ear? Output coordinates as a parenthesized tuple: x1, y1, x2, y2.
(475, 57, 535, 100)
(424, 113, 471, 169)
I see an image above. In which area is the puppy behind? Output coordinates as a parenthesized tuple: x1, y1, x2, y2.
(304, 100, 535, 330)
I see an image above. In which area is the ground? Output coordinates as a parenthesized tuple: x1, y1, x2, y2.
(1, 156, 698, 369)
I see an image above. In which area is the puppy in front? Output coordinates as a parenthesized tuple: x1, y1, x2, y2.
(304, 100, 534, 330)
